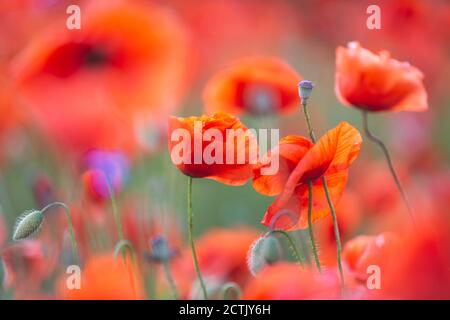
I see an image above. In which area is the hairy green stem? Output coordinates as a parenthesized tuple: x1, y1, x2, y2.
(307, 181, 321, 272)
(321, 175, 345, 289)
(187, 177, 208, 299)
(269, 229, 305, 266)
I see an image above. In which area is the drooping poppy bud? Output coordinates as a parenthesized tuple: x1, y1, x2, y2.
(247, 234, 282, 276)
(12, 210, 44, 241)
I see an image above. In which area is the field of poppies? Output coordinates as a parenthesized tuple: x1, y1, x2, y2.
(0, 0, 450, 300)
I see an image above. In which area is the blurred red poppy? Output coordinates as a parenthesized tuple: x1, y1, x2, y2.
(0, 73, 24, 160)
(2, 240, 58, 298)
(342, 232, 399, 283)
(170, 228, 259, 299)
(203, 57, 301, 116)
(59, 253, 144, 300)
(122, 206, 183, 255)
(254, 122, 362, 230)
(0, 212, 6, 247)
(12, 0, 190, 156)
(242, 262, 340, 299)
(371, 217, 450, 299)
(335, 42, 428, 112)
(168, 112, 257, 186)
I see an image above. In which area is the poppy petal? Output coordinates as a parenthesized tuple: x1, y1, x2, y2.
(261, 122, 361, 230)
(253, 135, 312, 196)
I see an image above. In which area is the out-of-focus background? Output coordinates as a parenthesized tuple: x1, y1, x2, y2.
(0, 0, 449, 299)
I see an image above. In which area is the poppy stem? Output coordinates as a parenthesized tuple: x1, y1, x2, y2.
(187, 177, 208, 299)
(321, 175, 345, 289)
(106, 180, 124, 241)
(302, 102, 317, 143)
(361, 111, 416, 224)
(307, 181, 321, 272)
(41, 202, 79, 265)
(105, 178, 128, 261)
(162, 261, 179, 299)
(269, 229, 306, 266)
(301, 101, 345, 289)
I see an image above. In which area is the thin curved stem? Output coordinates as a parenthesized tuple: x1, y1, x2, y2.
(269, 229, 305, 266)
(187, 177, 208, 299)
(301, 101, 345, 289)
(307, 181, 321, 272)
(114, 239, 136, 264)
(163, 261, 179, 299)
(41, 202, 79, 265)
(361, 111, 415, 225)
(106, 179, 124, 242)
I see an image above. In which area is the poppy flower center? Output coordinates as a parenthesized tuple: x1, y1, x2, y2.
(239, 82, 282, 115)
(83, 46, 110, 68)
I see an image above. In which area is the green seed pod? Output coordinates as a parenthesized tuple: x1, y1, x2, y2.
(12, 210, 44, 241)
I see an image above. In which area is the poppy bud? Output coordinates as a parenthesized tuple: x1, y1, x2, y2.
(147, 235, 176, 263)
(262, 235, 282, 264)
(12, 210, 44, 241)
(298, 80, 314, 103)
(247, 234, 282, 276)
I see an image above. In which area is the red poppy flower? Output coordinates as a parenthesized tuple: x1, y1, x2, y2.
(371, 217, 450, 299)
(203, 57, 301, 116)
(168, 112, 257, 186)
(59, 253, 144, 300)
(335, 42, 428, 112)
(253, 122, 362, 230)
(12, 0, 190, 155)
(242, 262, 340, 300)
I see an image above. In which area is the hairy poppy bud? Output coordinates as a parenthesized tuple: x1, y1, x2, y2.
(262, 235, 282, 264)
(247, 234, 282, 276)
(298, 80, 314, 103)
(12, 210, 44, 241)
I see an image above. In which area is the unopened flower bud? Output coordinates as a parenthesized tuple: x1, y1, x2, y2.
(262, 235, 282, 264)
(147, 235, 176, 263)
(298, 80, 314, 103)
(247, 234, 282, 276)
(12, 210, 44, 241)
